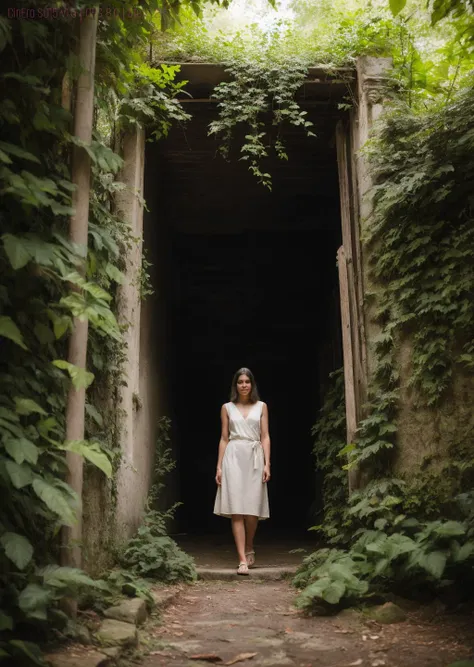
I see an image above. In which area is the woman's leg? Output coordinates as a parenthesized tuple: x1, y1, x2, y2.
(244, 515, 258, 554)
(231, 514, 247, 563)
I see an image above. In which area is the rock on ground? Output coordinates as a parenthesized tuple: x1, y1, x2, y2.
(104, 597, 148, 625)
(370, 602, 407, 624)
(95, 618, 138, 647)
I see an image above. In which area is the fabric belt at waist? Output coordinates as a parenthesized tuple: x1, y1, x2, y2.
(229, 436, 262, 469)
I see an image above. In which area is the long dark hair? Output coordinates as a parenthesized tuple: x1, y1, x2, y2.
(230, 367, 260, 404)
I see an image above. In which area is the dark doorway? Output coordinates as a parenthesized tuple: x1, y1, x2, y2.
(145, 99, 343, 537)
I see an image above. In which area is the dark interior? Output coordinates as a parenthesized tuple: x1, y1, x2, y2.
(144, 99, 343, 537)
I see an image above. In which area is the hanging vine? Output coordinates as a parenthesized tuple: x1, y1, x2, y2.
(209, 59, 315, 190)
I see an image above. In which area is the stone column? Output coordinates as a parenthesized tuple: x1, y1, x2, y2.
(352, 56, 392, 384)
(351, 57, 474, 482)
(114, 128, 146, 542)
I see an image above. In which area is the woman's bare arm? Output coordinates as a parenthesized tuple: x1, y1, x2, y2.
(260, 402, 271, 482)
(215, 405, 229, 485)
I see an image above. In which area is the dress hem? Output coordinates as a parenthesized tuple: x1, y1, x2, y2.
(213, 511, 269, 520)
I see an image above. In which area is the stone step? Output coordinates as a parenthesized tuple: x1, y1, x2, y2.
(104, 597, 147, 626)
(197, 566, 297, 581)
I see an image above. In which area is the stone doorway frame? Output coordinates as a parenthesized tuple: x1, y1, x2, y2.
(335, 57, 391, 491)
(110, 56, 392, 540)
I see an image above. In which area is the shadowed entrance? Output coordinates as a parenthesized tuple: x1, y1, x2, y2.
(144, 90, 344, 539)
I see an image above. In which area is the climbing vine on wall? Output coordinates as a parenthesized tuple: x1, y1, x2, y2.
(346, 83, 474, 475)
(296, 82, 474, 612)
(310, 369, 348, 543)
(0, 2, 191, 661)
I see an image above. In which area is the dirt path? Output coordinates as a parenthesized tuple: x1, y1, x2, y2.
(140, 580, 474, 667)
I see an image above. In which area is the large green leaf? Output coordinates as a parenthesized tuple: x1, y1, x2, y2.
(33, 322, 55, 345)
(8, 639, 47, 665)
(0, 316, 27, 349)
(62, 440, 112, 478)
(105, 262, 125, 284)
(0, 532, 34, 570)
(47, 311, 71, 339)
(37, 416, 60, 438)
(420, 550, 447, 579)
(85, 403, 103, 427)
(14, 397, 47, 416)
(32, 478, 77, 526)
(5, 460, 33, 489)
(40, 565, 106, 590)
(4, 437, 39, 465)
(18, 584, 52, 619)
(1, 233, 32, 269)
(389, 0, 407, 15)
(434, 521, 466, 537)
(0, 407, 19, 422)
(0, 417, 22, 437)
(52, 360, 95, 389)
(452, 541, 474, 563)
(322, 580, 346, 604)
(0, 141, 41, 164)
(62, 271, 112, 301)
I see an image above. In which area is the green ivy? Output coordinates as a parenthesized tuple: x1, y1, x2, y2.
(296, 82, 474, 614)
(346, 83, 474, 474)
(310, 369, 348, 544)
(209, 59, 315, 189)
(0, 2, 193, 662)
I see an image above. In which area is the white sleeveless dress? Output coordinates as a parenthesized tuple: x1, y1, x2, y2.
(214, 401, 270, 520)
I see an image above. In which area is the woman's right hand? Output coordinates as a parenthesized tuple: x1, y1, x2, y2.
(215, 467, 222, 485)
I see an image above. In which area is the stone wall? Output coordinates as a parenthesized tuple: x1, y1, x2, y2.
(395, 340, 474, 476)
(352, 57, 474, 483)
(82, 469, 116, 575)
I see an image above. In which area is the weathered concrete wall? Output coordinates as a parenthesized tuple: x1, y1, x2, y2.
(352, 57, 474, 481)
(113, 128, 154, 543)
(82, 468, 115, 575)
(82, 129, 176, 564)
(137, 142, 178, 524)
(394, 341, 474, 476)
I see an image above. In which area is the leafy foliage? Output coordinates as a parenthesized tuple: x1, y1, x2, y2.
(156, 0, 474, 107)
(345, 81, 474, 476)
(298, 77, 474, 613)
(0, 1, 193, 662)
(310, 369, 348, 543)
(119, 418, 197, 583)
(0, 12, 121, 661)
(294, 487, 474, 612)
(209, 59, 315, 189)
(154, 0, 474, 191)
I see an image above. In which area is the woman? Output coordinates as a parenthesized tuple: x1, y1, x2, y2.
(214, 368, 270, 575)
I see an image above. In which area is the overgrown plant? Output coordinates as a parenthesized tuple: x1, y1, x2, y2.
(119, 418, 197, 583)
(347, 82, 474, 476)
(294, 488, 474, 612)
(310, 369, 348, 544)
(295, 82, 474, 613)
(209, 59, 315, 189)
(0, 2, 194, 662)
(0, 11, 121, 663)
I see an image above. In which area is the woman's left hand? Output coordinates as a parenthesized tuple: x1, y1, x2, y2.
(263, 465, 271, 483)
